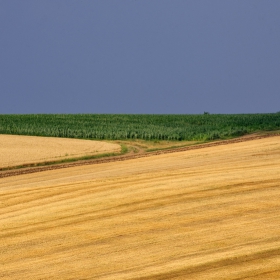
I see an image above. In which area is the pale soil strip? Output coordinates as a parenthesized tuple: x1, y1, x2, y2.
(0, 137, 280, 279)
(0, 134, 120, 169)
(0, 133, 279, 178)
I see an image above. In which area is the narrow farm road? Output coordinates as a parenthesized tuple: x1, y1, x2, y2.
(0, 133, 278, 178)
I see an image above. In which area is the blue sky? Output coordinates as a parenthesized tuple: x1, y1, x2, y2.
(1, 1, 279, 114)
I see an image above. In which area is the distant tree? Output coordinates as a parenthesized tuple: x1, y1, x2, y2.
(204, 111, 210, 115)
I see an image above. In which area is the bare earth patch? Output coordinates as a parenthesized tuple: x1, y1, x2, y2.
(0, 136, 280, 279)
(0, 134, 121, 168)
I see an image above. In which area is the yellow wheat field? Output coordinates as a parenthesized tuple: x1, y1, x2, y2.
(1, 136, 280, 279)
(0, 134, 120, 168)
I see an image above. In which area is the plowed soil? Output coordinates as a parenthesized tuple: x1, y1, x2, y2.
(0, 134, 121, 169)
(1, 135, 280, 279)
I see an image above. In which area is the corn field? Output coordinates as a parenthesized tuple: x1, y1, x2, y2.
(0, 114, 279, 141)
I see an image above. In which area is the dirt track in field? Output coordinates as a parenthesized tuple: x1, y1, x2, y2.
(0, 134, 120, 170)
(0, 133, 278, 178)
(1, 135, 280, 279)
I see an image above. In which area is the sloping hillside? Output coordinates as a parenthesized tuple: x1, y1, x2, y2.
(1, 136, 280, 279)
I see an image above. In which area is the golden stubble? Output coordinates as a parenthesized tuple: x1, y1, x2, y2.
(0, 134, 121, 168)
(0, 137, 280, 279)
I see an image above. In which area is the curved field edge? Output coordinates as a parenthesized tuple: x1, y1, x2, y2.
(0, 143, 127, 172)
(1, 132, 279, 179)
(0, 134, 123, 171)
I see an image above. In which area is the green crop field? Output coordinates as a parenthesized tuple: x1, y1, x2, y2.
(0, 114, 279, 141)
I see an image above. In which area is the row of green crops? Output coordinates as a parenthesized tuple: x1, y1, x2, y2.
(0, 114, 279, 141)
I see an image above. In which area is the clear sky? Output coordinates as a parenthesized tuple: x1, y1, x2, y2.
(1, 1, 279, 114)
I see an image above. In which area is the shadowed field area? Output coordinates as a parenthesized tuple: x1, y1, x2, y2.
(0, 136, 280, 279)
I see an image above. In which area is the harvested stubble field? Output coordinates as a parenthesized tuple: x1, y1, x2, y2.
(0, 134, 121, 169)
(1, 136, 280, 279)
